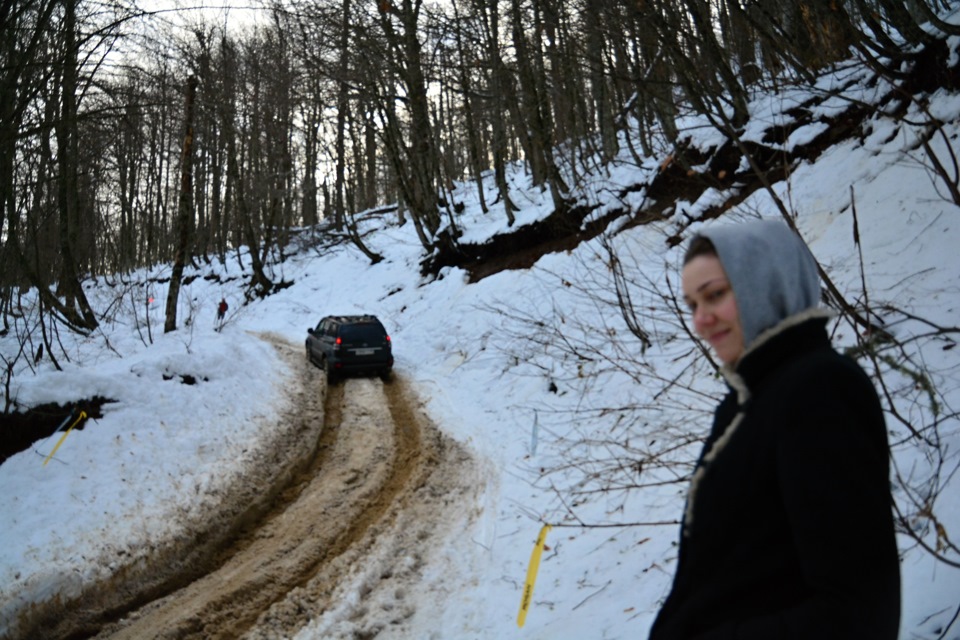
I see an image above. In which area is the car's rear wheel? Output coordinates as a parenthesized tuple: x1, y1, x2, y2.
(323, 357, 339, 385)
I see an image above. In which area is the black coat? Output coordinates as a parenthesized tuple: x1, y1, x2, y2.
(649, 315, 900, 640)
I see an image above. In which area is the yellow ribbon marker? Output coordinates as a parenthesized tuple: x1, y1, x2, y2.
(517, 523, 552, 628)
(43, 410, 87, 466)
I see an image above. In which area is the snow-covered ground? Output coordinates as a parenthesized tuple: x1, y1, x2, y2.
(2, 62, 960, 639)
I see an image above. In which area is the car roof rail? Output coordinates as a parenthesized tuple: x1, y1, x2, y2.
(329, 314, 380, 324)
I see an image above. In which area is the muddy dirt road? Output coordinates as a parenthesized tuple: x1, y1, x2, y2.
(26, 337, 479, 640)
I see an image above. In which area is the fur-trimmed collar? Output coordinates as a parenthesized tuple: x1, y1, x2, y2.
(720, 307, 835, 404)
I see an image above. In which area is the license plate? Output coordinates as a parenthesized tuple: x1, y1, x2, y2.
(354, 348, 375, 355)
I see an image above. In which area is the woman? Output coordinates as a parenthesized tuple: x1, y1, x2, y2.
(649, 220, 900, 639)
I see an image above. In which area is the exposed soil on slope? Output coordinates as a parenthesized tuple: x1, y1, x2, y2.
(0, 397, 113, 466)
(11, 337, 478, 640)
(422, 41, 960, 284)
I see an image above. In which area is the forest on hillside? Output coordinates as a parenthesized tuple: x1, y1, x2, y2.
(2, 0, 959, 336)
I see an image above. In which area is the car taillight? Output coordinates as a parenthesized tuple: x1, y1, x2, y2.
(385, 335, 391, 343)
(334, 336, 342, 350)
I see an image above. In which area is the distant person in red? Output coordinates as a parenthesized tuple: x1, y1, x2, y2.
(216, 297, 228, 331)
(649, 220, 900, 640)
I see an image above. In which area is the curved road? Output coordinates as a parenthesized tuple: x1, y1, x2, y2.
(22, 336, 478, 640)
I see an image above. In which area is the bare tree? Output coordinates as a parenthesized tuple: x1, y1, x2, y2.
(333, 0, 352, 232)
(164, 76, 198, 333)
(474, 0, 519, 225)
(375, 0, 443, 243)
(448, 0, 490, 215)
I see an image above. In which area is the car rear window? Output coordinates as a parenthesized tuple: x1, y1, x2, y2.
(339, 324, 386, 342)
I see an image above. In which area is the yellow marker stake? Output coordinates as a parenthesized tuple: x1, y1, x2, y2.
(517, 523, 552, 628)
(43, 411, 87, 466)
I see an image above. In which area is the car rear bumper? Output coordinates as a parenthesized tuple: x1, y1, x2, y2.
(331, 358, 393, 373)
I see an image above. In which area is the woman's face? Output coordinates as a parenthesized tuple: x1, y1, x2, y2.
(682, 254, 745, 365)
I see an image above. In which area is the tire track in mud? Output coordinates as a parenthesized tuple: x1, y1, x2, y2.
(17, 336, 478, 640)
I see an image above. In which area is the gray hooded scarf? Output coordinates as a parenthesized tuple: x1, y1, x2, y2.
(681, 219, 828, 530)
(695, 219, 822, 351)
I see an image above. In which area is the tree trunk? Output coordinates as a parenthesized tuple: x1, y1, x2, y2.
(54, 0, 97, 330)
(585, 0, 618, 161)
(476, 0, 517, 225)
(164, 76, 198, 334)
(334, 0, 351, 231)
(450, 1, 488, 214)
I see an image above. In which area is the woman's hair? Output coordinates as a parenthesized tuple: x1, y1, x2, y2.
(683, 235, 717, 265)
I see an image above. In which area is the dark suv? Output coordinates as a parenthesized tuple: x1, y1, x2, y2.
(306, 315, 393, 384)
